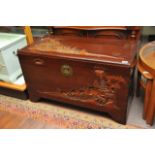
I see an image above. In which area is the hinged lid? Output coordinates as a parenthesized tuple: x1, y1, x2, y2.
(19, 34, 139, 66)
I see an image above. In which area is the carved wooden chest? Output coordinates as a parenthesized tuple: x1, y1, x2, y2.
(18, 27, 140, 124)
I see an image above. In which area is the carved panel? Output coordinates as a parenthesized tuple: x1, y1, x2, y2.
(40, 68, 126, 109)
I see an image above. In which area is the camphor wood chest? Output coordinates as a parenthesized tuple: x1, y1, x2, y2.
(18, 26, 141, 124)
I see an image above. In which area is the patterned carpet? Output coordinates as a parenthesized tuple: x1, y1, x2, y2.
(0, 94, 141, 129)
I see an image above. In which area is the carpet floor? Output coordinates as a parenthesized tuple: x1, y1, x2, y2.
(0, 94, 141, 129)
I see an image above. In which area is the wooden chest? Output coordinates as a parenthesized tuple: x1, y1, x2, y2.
(18, 27, 140, 124)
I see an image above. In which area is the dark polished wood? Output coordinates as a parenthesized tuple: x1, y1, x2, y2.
(51, 26, 141, 39)
(18, 26, 141, 124)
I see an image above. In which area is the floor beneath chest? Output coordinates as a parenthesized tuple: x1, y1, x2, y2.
(0, 93, 154, 129)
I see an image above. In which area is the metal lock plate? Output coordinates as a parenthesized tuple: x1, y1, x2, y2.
(61, 64, 73, 77)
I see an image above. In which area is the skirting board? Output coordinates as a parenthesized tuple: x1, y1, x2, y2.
(0, 86, 28, 100)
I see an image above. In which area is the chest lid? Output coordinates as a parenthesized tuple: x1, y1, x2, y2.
(19, 35, 138, 66)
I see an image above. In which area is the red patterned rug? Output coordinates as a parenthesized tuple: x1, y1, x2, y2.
(0, 95, 141, 129)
